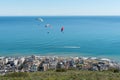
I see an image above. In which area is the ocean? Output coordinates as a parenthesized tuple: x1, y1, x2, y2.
(0, 16, 120, 61)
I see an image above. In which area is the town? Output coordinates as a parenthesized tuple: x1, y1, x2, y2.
(0, 55, 120, 75)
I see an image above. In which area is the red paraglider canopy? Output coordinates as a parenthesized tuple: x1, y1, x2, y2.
(61, 26, 64, 32)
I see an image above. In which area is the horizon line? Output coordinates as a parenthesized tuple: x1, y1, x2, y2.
(1, 15, 120, 17)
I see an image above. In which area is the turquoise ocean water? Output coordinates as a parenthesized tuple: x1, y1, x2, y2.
(0, 16, 120, 61)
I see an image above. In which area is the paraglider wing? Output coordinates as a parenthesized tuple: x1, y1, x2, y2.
(37, 18, 44, 22)
(45, 24, 52, 34)
(45, 24, 52, 28)
(61, 26, 64, 32)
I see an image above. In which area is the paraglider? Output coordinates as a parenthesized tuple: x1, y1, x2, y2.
(37, 18, 44, 22)
(35, 17, 65, 34)
(45, 24, 52, 34)
(45, 24, 52, 28)
(61, 26, 64, 32)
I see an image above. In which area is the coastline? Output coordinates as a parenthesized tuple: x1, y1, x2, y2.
(0, 55, 120, 73)
(0, 53, 119, 64)
(0, 52, 119, 62)
(0, 54, 120, 76)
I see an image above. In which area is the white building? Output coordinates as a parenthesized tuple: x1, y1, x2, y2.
(4, 58, 8, 64)
(14, 60, 18, 66)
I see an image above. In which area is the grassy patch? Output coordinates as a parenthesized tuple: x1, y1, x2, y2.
(1, 70, 120, 80)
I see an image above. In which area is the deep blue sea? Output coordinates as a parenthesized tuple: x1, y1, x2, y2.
(0, 16, 120, 60)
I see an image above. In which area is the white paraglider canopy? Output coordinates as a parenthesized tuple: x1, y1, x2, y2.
(37, 18, 44, 22)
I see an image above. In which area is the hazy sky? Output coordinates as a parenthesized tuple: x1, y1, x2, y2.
(0, 0, 120, 16)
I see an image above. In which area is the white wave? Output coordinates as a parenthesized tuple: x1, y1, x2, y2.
(100, 58, 111, 62)
(63, 46, 80, 49)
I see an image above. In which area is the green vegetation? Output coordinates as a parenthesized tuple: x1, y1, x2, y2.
(107, 68, 120, 73)
(1, 70, 120, 80)
(56, 68, 67, 72)
(4, 72, 30, 78)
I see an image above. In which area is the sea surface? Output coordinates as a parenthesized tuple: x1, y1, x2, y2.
(0, 16, 120, 61)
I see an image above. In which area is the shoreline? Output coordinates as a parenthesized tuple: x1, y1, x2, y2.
(0, 53, 119, 62)
(0, 54, 119, 63)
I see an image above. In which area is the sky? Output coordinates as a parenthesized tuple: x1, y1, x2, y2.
(0, 0, 120, 16)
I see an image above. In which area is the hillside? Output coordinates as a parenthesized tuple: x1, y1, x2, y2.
(1, 70, 120, 80)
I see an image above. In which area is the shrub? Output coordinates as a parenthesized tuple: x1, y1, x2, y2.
(56, 68, 67, 72)
(108, 68, 120, 73)
(4, 72, 30, 78)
